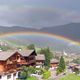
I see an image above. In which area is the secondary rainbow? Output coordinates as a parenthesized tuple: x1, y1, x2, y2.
(0, 31, 79, 45)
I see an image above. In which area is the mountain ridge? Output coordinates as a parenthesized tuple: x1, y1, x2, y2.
(0, 23, 80, 42)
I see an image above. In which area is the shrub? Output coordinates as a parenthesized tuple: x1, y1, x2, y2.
(16, 79, 20, 80)
(18, 71, 28, 79)
(26, 76, 38, 80)
(73, 68, 80, 74)
(43, 71, 51, 79)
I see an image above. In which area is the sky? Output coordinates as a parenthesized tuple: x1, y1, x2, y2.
(0, 0, 80, 28)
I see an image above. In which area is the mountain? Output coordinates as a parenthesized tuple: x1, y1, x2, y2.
(0, 26, 37, 33)
(0, 23, 80, 53)
(40, 23, 80, 41)
(0, 23, 80, 41)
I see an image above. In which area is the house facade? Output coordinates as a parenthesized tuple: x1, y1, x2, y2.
(0, 71, 19, 80)
(50, 59, 59, 69)
(0, 50, 37, 80)
(35, 54, 45, 68)
(17, 50, 37, 66)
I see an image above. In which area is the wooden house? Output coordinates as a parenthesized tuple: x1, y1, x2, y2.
(17, 50, 37, 66)
(35, 54, 45, 68)
(50, 59, 59, 68)
(0, 50, 37, 80)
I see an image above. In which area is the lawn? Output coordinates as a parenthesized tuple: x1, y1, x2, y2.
(60, 74, 80, 80)
(27, 76, 38, 80)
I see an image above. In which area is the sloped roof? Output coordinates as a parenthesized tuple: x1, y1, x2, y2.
(68, 63, 78, 66)
(0, 50, 35, 61)
(18, 50, 35, 57)
(75, 66, 80, 69)
(36, 54, 45, 61)
(0, 51, 16, 61)
(50, 59, 59, 63)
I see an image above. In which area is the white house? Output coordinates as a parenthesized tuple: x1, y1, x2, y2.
(0, 72, 19, 80)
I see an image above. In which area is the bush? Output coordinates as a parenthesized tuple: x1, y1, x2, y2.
(18, 71, 28, 79)
(16, 79, 20, 80)
(43, 71, 51, 79)
(27, 66, 36, 74)
(0, 46, 11, 51)
(73, 68, 80, 74)
(26, 76, 38, 80)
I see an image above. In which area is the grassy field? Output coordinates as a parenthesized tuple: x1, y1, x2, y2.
(60, 74, 80, 80)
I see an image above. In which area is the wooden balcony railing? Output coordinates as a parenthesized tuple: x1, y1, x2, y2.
(28, 60, 36, 64)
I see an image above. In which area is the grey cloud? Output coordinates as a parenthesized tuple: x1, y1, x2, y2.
(0, 6, 80, 28)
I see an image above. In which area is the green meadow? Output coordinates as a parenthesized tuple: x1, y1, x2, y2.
(60, 74, 80, 80)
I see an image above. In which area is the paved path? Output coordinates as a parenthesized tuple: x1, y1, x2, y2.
(50, 67, 73, 80)
(50, 69, 67, 80)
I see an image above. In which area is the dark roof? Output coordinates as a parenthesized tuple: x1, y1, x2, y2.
(0, 50, 35, 61)
(36, 54, 45, 61)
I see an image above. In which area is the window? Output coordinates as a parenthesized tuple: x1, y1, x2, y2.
(21, 57, 24, 60)
(0, 75, 2, 79)
(7, 74, 11, 79)
(13, 73, 16, 77)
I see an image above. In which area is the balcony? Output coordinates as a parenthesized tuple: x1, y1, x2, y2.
(28, 60, 36, 65)
(17, 60, 28, 65)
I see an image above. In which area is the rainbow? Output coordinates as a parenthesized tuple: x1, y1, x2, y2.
(0, 31, 79, 45)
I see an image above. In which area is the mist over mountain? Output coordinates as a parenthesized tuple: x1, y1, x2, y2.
(0, 23, 80, 42)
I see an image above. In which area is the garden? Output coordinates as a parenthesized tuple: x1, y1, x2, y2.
(17, 66, 51, 80)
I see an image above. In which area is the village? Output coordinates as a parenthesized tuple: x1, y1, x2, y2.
(0, 0, 80, 80)
(0, 42, 80, 80)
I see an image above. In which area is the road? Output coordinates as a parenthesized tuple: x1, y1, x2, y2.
(50, 68, 73, 80)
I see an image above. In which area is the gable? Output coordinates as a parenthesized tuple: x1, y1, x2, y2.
(29, 50, 37, 56)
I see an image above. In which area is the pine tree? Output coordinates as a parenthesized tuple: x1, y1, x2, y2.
(40, 47, 53, 67)
(57, 56, 66, 74)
